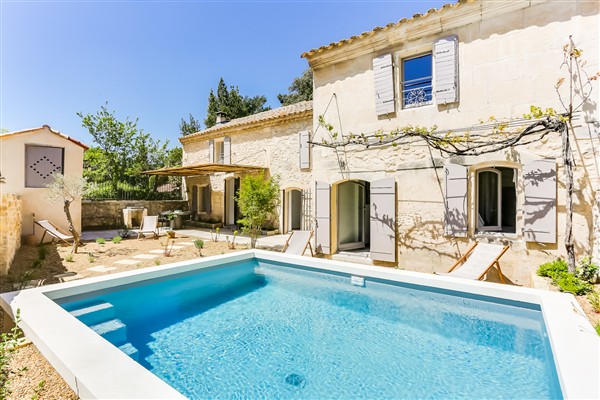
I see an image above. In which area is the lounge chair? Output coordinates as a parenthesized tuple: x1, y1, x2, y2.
(132, 216, 159, 239)
(437, 242, 509, 283)
(282, 230, 314, 256)
(35, 220, 74, 246)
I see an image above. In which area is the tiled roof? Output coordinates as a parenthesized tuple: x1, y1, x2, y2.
(180, 100, 312, 141)
(0, 125, 89, 150)
(301, 1, 463, 58)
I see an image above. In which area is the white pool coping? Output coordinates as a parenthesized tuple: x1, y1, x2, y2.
(1, 250, 599, 399)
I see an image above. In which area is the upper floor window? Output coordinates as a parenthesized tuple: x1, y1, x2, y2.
(214, 140, 225, 164)
(477, 167, 516, 233)
(402, 53, 433, 108)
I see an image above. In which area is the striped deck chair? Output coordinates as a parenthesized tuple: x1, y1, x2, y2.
(437, 242, 509, 283)
(35, 220, 74, 246)
(282, 230, 314, 256)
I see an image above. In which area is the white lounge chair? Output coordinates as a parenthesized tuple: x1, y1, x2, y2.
(132, 216, 159, 239)
(282, 230, 314, 256)
(437, 242, 509, 283)
(35, 220, 74, 246)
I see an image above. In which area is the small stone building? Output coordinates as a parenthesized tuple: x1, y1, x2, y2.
(0, 125, 87, 272)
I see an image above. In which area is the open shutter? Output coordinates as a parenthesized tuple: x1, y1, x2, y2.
(299, 130, 311, 169)
(444, 163, 468, 237)
(370, 178, 397, 262)
(191, 185, 198, 213)
(223, 137, 231, 164)
(208, 140, 214, 163)
(373, 53, 395, 115)
(315, 181, 331, 254)
(524, 160, 557, 243)
(434, 35, 459, 105)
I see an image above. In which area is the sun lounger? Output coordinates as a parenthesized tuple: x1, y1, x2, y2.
(35, 220, 74, 245)
(437, 242, 509, 283)
(131, 216, 159, 239)
(282, 230, 314, 256)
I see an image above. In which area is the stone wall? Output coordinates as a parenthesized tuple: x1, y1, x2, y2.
(0, 193, 22, 275)
(82, 200, 189, 229)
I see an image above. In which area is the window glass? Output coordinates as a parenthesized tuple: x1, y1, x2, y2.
(215, 141, 225, 164)
(477, 167, 517, 233)
(402, 53, 432, 108)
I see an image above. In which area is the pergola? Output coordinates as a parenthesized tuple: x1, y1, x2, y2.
(142, 163, 266, 177)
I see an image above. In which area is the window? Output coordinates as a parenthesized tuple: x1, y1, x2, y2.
(198, 185, 211, 213)
(477, 167, 516, 233)
(401, 53, 432, 108)
(214, 140, 225, 164)
(25, 145, 64, 188)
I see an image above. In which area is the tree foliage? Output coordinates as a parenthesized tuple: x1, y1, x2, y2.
(236, 173, 280, 248)
(179, 113, 201, 136)
(78, 103, 182, 198)
(278, 68, 313, 106)
(204, 78, 270, 128)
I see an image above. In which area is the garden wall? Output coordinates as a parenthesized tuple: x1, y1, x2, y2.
(82, 200, 188, 230)
(0, 193, 22, 275)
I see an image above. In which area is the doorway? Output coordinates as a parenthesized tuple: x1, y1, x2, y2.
(337, 180, 370, 251)
(284, 189, 303, 233)
(224, 177, 240, 227)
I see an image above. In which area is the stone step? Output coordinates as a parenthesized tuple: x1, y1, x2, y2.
(90, 319, 127, 344)
(331, 253, 374, 266)
(69, 302, 115, 326)
(118, 342, 140, 362)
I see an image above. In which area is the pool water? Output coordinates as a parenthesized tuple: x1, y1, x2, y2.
(58, 260, 562, 399)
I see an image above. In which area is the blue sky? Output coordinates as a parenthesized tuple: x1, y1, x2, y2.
(1, 0, 448, 148)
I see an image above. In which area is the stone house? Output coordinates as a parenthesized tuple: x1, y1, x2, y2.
(174, 0, 598, 286)
(302, 0, 599, 284)
(0, 125, 88, 273)
(178, 101, 313, 233)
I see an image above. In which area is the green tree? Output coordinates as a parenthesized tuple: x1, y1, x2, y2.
(236, 173, 280, 248)
(82, 147, 110, 183)
(179, 113, 201, 136)
(77, 103, 138, 191)
(204, 78, 270, 128)
(278, 69, 313, 106)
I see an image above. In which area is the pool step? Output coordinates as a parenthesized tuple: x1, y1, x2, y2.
(90, 319, 127, 344)
(118, 342, 140, 362)
(69, 302, 115, 326)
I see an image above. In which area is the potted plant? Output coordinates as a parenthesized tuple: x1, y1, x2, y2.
(166, 212, 176, 230)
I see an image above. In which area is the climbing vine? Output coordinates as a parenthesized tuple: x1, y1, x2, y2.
(311, 37, 597, 272)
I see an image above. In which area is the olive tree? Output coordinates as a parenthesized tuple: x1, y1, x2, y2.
(46, 173, 86, 253)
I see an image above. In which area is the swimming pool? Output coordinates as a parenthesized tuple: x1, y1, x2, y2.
(1, 250, 599, 399)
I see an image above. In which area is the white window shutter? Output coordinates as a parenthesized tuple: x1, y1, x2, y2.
(524, 160, 557, 243)
(444, 163, 468, 237)
(25, 146, 64, 188)
(299, 130, 311, 169)
(315, 181, 331, 254)
(223, 137, 231, 164)
(434, 35, 459, 105)
(373, 53, 395, 115)
(208, 140, 214, 163)
(370, 178, 397, 262)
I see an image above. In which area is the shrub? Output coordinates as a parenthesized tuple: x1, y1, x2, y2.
(595, 323, 600, 336)
(588, 291, 600, 313)
(194, 239, 204, 257)
(112, 236, 122, 244)
(554, 273, 591, 296)
(537, 258, 568, 278)
(96, 237, 106, 245)
(37, 245, 47, 260)
(576, 257, 599, 283)
(88, 253, 95, 263)
(64, 253, 74, 262)
(31, 259, 43, 269)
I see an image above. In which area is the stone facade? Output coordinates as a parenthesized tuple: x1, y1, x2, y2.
(304, 0, 599, 285)
(82, 200, 189, 229)
(181, 102, 313, 231)
(0, 193, 22, 275)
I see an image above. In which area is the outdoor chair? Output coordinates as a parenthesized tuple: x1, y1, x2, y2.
(282, 230, 314, 256)
(436, 242, 509, 283)
(132, 216, 159, 239)
(34, 220, 74, 246)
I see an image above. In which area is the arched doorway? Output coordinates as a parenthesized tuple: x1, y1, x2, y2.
(283, 188, 303, 233)
(336, 180, 370, 251)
